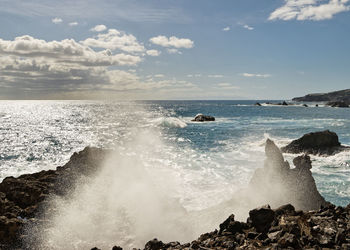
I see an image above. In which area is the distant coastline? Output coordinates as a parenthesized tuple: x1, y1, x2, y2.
(293, 89, 350, 103)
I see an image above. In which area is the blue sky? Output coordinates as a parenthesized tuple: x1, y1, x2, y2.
(0, 0, 349, 100)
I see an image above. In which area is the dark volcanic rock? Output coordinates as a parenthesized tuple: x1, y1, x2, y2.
(293, 88, 350, 103)
(326, 101, 349, 108)
(281, 130, 349, 155)
(249, 205, 275, 233)
(249, 139, 326, 211)
(191, 114, 215, 122)
(141, 202, 350, 249)
(255, 102, 262, 106)
(0, 146, 108, 248)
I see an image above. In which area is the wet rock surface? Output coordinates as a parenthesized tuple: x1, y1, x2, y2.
(281, 130, 349, 155)
(0, 147, 108, 248)
(191, 114, 215, 122)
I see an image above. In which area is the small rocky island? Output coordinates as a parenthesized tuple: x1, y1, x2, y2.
(282, 130, 350, 155)
(0, 134, 349, 249)
(191, 114, 215, 122)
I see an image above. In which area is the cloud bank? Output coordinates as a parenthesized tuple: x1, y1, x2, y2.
(269, 0, 350, 21)
(149, 36, 194, 49)
(0, 30, 195, 99)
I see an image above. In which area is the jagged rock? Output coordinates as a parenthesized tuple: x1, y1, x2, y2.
(249, 139, 326, 211)
(144, 238, 165, 250)
(292, 154, 312, 170)
(146, 201, 350, 249)
(281, 130, 348, 155)
(0, 146, 108, 247)
(274, 204, 295, 216)
(191, 114, 215, 122)
(303, 104, 308, 107)
(219, 214, 245, 234)
(255, 102, 262, 106)
(249, 205, 275, 233)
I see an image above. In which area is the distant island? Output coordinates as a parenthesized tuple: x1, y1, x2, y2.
(293, 89, 350, 103)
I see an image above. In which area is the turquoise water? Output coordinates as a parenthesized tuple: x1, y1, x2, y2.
(0, 100, 349, 208)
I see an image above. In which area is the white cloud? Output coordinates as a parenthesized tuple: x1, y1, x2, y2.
(81, 29, 145, 53)
(0, 35, 146, 94)
(216, 82, 240, 90)
(52, 17, 63, 24)
(167, 48, 182, 54)
(90, 24, 107, 32)
(0, 35, 141, 66)
(222, 26, 230, 31)
(149, 35, 194, 49)
(241, 73, 271, 78)
(187, 74, 201, 77)
(69, 22, 78, 26)
(0, 34, 196, 98)
(154, 74, 164, 78)
(146, 49, 161, 56)
(243, 24, 254, 30)
(208, 74, 224, 78)
(238, 22, 254, 30)
(269, 0, 350, 21)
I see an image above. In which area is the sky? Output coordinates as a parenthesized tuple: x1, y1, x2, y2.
(0, 0, 349, 100)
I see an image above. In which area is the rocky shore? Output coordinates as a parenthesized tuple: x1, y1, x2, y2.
(0, 136, 349, 249)
(139, 202, 350, 250)
(0, 147, 109, 248)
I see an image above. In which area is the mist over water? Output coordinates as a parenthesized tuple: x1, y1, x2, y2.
(32, 129, 194, 249)
(1, 100, 350, 248)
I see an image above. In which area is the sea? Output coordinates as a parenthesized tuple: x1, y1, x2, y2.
(1, 100, 350, 248)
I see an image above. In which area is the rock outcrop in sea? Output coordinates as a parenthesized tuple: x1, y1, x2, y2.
(0, 136, 348, 249)
(247, 139, 326, 211)
(281, 130, 349, 155)
(191, 114, 215, 122)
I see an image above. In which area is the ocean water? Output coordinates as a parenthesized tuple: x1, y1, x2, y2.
(2, 100, 350, 248)
(0, 100, 350, 209)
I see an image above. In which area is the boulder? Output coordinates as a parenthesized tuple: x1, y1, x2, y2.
(281, 130, 348, 155)
(254, 102, 262, 106)
(219, 214, 245, 235)
(249, 205, 275, 233)
(191, 114, 215, 122)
